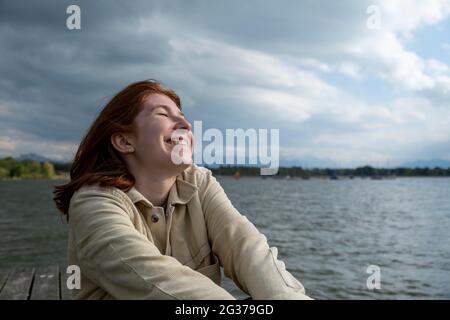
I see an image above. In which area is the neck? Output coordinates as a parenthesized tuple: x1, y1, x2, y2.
(133, 170, 178, 207)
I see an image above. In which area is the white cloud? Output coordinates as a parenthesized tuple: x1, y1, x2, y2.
(165, 29, 450, 166)
(338, 62, 363, 80)
(294, 58, 332, 73)
(0, 137, 14, 152)
(169, 36, 339, 122)
(380, 0, 450, 34)
(0, 137, 77, 161)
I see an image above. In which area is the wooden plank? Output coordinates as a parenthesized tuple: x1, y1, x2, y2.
(30, 265, 60, 300)
(60, 265, 73, 300)
(0, 268, 11, 293)
(0, 267, 35, 300)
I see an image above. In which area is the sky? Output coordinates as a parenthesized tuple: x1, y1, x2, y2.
(0, 0, 449, 167)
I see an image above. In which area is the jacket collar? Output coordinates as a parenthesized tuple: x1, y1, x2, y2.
(126, 175, 198, 208)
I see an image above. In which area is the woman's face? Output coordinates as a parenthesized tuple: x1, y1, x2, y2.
(130, 93, 193, 172)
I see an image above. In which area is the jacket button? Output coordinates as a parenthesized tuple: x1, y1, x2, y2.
(151, 214, 159, 223)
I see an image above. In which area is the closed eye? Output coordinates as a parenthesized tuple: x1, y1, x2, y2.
(157, 113, 169, 117)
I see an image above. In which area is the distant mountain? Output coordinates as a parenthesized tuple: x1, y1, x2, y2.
(15, 153, 54, 162)
(401, 159, 450, 168)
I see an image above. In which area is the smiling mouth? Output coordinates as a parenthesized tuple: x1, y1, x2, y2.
(165, 137, 189, 147)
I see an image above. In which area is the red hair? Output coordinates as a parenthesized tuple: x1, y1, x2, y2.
(53, 79, 181, 219)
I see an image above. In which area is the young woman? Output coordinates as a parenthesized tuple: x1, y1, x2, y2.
(54, 80, 311, 300)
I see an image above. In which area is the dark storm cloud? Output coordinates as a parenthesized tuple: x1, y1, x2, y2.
(0, 0, 373, 154)
(0, 0, 172, 145)
(154, 0, 371, 58)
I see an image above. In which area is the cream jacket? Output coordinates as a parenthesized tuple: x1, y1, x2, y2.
(67, 164, 311, 300)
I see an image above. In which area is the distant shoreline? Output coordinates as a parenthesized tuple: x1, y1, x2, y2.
(2, 175, 450, 181)
(207, 165, 450, 178)
(2, 156, 450, 179)
(0, 175, 69, 181)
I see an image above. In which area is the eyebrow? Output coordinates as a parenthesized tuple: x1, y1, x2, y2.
(152, 104, 185, 117)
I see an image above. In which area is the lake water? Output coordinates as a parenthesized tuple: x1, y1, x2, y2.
(0, 177, 449, 299)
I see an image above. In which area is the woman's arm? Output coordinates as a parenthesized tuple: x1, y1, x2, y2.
(198, 169, 312, 300)
(69, 187, 236, 300)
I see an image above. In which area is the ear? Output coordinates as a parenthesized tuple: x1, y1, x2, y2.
(111, 132, 135, 154)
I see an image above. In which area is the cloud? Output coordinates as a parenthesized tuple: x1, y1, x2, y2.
(0, 0, 449, 166)
(379, 0, 450, 34)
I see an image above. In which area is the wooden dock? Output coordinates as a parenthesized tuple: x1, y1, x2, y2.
(0, 265, 72, 300)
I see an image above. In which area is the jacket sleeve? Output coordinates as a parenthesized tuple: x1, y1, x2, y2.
(198, 170, 312, 300)
(68, 187, 236, 300)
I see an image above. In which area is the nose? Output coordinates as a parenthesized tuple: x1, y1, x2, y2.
(175, 115, 192, 131)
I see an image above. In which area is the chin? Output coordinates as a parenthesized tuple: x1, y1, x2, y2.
(169, 146, 193, 166)
(165, 152, 193, 170)
(167, 160, 192, 177)
(176, 158, 193, 168)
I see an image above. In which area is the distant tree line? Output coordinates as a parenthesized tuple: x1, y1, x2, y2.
(207, 165, 450, 177)
(1, 157, 450, 179)
(0, 157, 55, 179)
